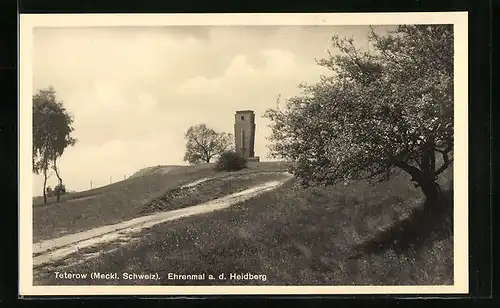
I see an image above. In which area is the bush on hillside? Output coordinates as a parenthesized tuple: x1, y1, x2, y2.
(214, 151, 247, 172)
(45, 186, 54, 197)
(54, 183, 67, 196)
(46, 184, 67, 198)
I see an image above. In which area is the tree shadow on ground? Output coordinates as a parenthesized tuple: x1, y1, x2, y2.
(350, 186, 454, 259)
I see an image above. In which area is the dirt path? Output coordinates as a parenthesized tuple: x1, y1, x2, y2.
(33, 175, 292, 268)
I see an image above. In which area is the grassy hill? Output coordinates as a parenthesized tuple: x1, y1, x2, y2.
(33, 164, 210, 206)
(33, 161, 287, 242)
(34, 161, 453, 286)
(127, 165, 185, 179)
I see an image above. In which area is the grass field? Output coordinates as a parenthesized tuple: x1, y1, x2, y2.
(33, 162, 287, 207)
(34, 162, 453, 286)
(139, 171, 288, 215)
(33, 161, 287, 242)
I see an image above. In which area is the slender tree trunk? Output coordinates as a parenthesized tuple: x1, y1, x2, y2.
(204, 151, 213, 163)
(53, 158, 63, 203)
(42, 167, 48, 204)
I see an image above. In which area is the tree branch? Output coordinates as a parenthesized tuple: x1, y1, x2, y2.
(317, 161, 342, 184)
(337, 40, 368, 83)
(402, 25, 452, 73)
(192, 136, 210, 163)
(435, 150, 452, 176)
(394, 160, 423, 183)
(52, 157, 62, 184)
(369, 26, 405, 68)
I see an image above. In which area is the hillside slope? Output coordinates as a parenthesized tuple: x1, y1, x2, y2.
(128, 165, 186, 179)
(33, 161, 287, 242)
(34, 165, 453, 286)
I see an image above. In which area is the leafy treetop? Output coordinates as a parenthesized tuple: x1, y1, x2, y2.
(265, 25, 453, 203)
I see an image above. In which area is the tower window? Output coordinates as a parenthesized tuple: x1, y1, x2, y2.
(241, 116, 245, 120)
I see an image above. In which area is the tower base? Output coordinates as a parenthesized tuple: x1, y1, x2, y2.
(246, 156, 260, 162)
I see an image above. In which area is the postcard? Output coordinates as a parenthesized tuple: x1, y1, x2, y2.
(19, 12, 468, 296)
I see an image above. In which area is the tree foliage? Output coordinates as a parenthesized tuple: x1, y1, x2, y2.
(183, 124, 234, 164)
(214, 151, 247, 172)
(46, 184, 67, 198)
(264, 25, 453, 205)
(33, 86, 76, 203)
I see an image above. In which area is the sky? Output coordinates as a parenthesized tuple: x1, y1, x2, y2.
(32, 25, 394, 194)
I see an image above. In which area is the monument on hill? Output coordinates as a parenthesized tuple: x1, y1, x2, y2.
(234, 110, 260, 162)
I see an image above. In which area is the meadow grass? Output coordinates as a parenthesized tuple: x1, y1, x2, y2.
(33, 162, 287, 205)
(34, 164, 453, 286)
(33, 161, 286, 242)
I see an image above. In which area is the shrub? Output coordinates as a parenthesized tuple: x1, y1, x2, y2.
(45, 184, 67, 198)
(54, 184, 67, 196)
(214, 151, 247, 172)
(46, 186, 54, 197)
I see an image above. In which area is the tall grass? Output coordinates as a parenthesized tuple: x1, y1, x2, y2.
(33, 162, 286, 242)
(35, 165, 453, 286)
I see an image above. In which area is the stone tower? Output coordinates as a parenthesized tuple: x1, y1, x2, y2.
(234, 110, 259, 162)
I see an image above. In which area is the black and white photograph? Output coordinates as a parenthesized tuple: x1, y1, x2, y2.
(19, 13, 468, 295)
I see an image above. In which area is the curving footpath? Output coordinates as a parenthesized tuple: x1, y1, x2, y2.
(33, 174, 293, 268)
